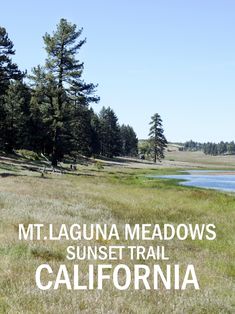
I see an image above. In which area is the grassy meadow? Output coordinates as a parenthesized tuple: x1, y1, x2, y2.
(166, 149, 235, 168)
(0, 152, 235, 313)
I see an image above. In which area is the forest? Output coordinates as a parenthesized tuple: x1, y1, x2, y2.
(0, 19, 138, 166)
(183, 140, 235, 156)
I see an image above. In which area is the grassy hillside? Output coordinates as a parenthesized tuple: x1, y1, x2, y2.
(165, 147, 235, 167)
(139, 140, 235, 168)
(0, 154, 234, 313)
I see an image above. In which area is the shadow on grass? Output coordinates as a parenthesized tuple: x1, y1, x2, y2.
(0, 173, 24, 178)
(65, 171, 95, 177)
(91, 154, 156, 166)
(0, 171, 53, 179)
(0, 162, 19, 172)
(0, 153, 48, 167)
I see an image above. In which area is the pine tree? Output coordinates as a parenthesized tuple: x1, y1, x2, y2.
(227, 141, 235, 154)
(3, 81, 25, 152)
(90, 110, 101, 156)
(29, 65, 57, 155)
(99, 107, 121, 158)
(68, 104, 93, 156)
(0, 26, 24, 150)
(120, 124, 138, 156)
(30, 19, 99, 165)
(148, 113, 167, 162)
(0, 26, 23, 94)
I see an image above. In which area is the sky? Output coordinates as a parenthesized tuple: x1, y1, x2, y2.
(1, 0, 235, 142)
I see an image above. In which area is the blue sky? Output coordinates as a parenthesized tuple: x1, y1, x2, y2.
(1, 0, 235, 142)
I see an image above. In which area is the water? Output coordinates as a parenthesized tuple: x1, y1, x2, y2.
(151, 170, 235, 192)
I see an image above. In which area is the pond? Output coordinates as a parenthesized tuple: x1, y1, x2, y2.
(150, 170, 235, 192)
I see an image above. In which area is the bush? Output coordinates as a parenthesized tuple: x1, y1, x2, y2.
(16, 149, 40, 161)
(96, 161, 104, 170)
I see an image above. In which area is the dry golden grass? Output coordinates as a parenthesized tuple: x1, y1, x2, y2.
(165, 149, 235, 168)
(0, 157, 234, 313)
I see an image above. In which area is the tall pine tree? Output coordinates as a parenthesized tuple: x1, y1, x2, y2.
(30, 19, 99, 165)
(0, 26, 23, 94)
(3, 81, 31, 152)
(99, 107, 121, 158)
(149, 113, 167, 162)
(0, 26, 23, 150)
(120, 124, 138, 156)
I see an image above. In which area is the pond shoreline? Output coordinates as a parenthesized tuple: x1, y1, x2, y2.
(150, 170, 235, 192)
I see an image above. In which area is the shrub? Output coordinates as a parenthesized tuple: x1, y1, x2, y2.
(16, 149, 40, 161)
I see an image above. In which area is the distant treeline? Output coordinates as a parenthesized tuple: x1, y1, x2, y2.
(183, 140, 235, 156)
(0, 19, 138, 165)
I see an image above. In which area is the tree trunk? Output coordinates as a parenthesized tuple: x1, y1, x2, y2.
(154, 146, 157, 163)
(51, 152, 58, 167)
(51, 127, 58, 167)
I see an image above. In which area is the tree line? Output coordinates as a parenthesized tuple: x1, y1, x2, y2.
(0, 19, 138, 165)
(183, 140, 235, 156)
